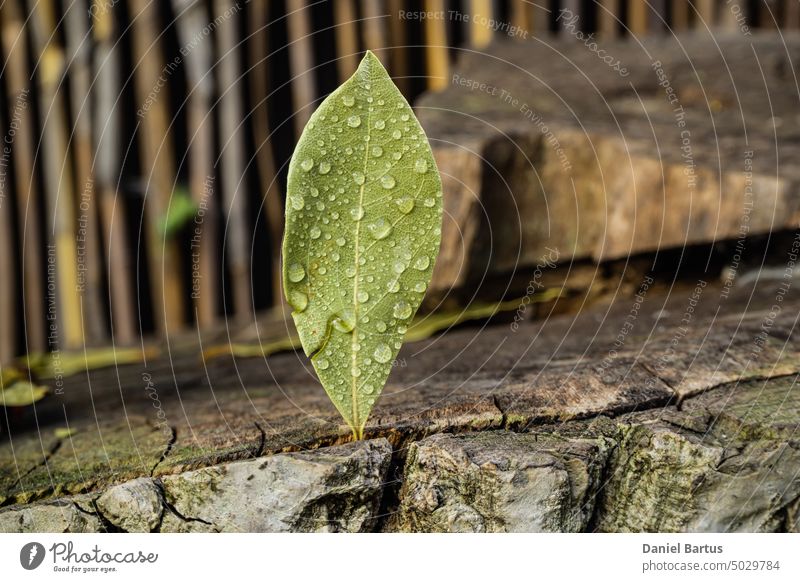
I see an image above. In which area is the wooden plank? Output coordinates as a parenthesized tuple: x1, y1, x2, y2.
(91, 3, 137, 344)
(247, 0, 285, 305)
(598, 0, 620, 38)
(286, 0, 317, 138)
(28, 0, 84, 350)
(469, 0, 494, 47)
(129, 0, 186, 334)
(333, 0, 360, 82)
(172, 0, 219, 326)
(423, 0, 449, 91)
(213, 0, 252, 321)
(64, 0, 108, 345)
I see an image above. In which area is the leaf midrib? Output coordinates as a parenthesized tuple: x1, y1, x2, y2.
(350, 62, 374, 435)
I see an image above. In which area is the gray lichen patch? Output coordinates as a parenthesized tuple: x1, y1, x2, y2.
(96, 478, 164, 532)
(388, 430, 611, 532)
(159, 438, 392, 532)
(0, 496, 104, 533)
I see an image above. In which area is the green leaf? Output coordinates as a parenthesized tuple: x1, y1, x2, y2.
(283, 51, 443, 439)
(159, 185, 198, 238)
(0, 381, 49, 407)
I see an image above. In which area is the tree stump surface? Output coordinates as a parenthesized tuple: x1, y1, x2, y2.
(1, 274, 799, 532)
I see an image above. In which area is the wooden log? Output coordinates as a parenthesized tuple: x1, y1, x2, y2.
(2, 277, 800, 532)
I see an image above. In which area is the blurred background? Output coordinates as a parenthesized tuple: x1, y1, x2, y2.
(0, 0, 797, 362)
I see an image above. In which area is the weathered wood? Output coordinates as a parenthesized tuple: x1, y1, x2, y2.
(2, 275, 799, 515)
(419, 33, 800, 292)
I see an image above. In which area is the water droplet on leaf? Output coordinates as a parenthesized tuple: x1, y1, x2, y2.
(287, 263, 306, 282)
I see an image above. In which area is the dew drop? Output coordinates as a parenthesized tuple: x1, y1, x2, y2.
(350, 207, 364, 221)
(333, 308, 355, 333)
(400, 113, 410, 121)
(309, 226, 322, 239)
(380, 175, 396, 189)
(393, 262, 406, 274)
(300, 158, 314, 172)
(392, 129, 402, 139)
(319, 161, 331, 174)
(336, 237, 346, 247)
(371, 145, 383, 157)
(424, 197, 435, 207)
(352, 171, 365, 185)
(414, 281, 427, 293)
(364, 384, 376, 395)
(346, 265, 356, 277)
(413, 255, 430, 270)
(289, 290, 308, 311)
(393, 300, 412, 320)
(373, 344, 392, 364)
(387, 280, 400, 293)
(342, 94, 355, 107)
(351, 367, 361, 377)
(395, 197, 414, 214)
(347, 115, 362, 128)
(317, 358, 330, 370)
(374, 119, 386, 130)
(367, 217, 392, 240)
(376, 321, 387, 332)
(287, 263, 306, 283)
(290, 196, 305, 210)
(414, 159, 428, 174)
(357, 290, 370, 303)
